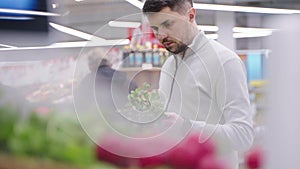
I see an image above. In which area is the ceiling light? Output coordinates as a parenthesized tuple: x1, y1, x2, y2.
(52, 4, 58, 9)
(109, 21, 141, 28)
(0, 39, 130, 51)
(51, 39, 130, 48)
(108, 21, 218, 31)
(126, 0, 144, 9)
(206, 34, 218, 39)
(49, 22, 105, 41)
(193, 3, 300, 14)
(233, 31, 272, 38)
(0, 46, 54, 51)
(0, 16, 33, 20)
(0, 8, 60, 16)
(233, 27, 277, 33)
(0, 44, 17, 48)
(197, 25, 219, 32)
(196, 31, 273, 39)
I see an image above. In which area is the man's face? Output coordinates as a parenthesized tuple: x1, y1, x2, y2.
(147, 7, 191, 54)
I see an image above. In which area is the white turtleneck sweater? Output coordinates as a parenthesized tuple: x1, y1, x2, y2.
(159, 31, 254, 169)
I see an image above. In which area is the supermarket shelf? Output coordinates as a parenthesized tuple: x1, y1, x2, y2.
(119, 67, 161, 89)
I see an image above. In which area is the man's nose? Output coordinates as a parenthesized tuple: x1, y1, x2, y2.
(157, 31, 168, 41)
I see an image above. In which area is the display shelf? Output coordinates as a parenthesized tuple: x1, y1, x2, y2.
(119, 67, 161, 89)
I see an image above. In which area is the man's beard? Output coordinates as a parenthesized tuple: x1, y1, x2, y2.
(166, 43, 188, 54)
(165, 42, 188, 54)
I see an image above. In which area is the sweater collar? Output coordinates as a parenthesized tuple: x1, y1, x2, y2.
(188, 30, 209, 51)
(187, 31, 210, 56)
(175, 31, 209, 60)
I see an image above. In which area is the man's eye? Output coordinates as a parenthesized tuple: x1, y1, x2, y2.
(163, 21, 174, 28)
(164, 23, 171, 28)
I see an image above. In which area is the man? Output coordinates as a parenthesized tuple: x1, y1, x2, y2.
(142, 0, 254, 168)
(75, 48, 137, 118)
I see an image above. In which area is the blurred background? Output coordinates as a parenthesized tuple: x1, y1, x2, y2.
(0, 0, 300, 169)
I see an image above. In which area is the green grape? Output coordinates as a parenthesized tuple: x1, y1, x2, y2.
(121, 83, 164, 123)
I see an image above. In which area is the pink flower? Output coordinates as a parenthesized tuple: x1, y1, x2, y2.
(245, 147, 264, 169)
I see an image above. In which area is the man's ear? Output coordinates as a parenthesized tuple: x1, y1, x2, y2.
(188, 8, 196, 22)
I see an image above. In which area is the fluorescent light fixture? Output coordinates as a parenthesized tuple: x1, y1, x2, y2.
(233, 31, 272, 38)
(108, 20, 218, 31)
(50, 41, 89, 48)
(0, 46, 55, 51)
(233, 27, 275, 38)
(206, 34, 218, 39)
(233, 27, 277, 33)
(197, 25, 276, 34)
(108, 21, 141, 28)
(105, 39, 130, 46)
(0, 39, 130, 51)
(0, 44, 17, 48)
(52, 4, 58, 9)
(52, 39, 130, 47)
(197, 25, 219, 32)
(201, 31, 272, 39)
(0, 8, 60, 16)
(51, 39, 130, 48)
(193, 3, 300, 14)
(0, 16, 33, 20)
(125, 0, 300, 14)
(126, 0, 144, 9)
(49, 22, 105, 42)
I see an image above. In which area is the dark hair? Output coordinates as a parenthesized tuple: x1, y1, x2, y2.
(99, 58, 109, 67)
(142, 0, 193, 14)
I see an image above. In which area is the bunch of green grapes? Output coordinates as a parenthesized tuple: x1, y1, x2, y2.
(122, 83, 164, 123)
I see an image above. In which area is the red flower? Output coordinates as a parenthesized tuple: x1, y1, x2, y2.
(245, 147, 264, 169)
(198, 155, 228, 169)
(95, 134, 131, 168)
(166, 132, 216, 169)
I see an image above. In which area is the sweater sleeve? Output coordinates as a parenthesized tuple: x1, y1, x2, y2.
(192, 58, 254, 151)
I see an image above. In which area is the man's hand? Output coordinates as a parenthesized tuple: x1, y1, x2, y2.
(163, 112, 184, 126)
(160, 112, 192, 135)
(157, 112, 184, 133)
